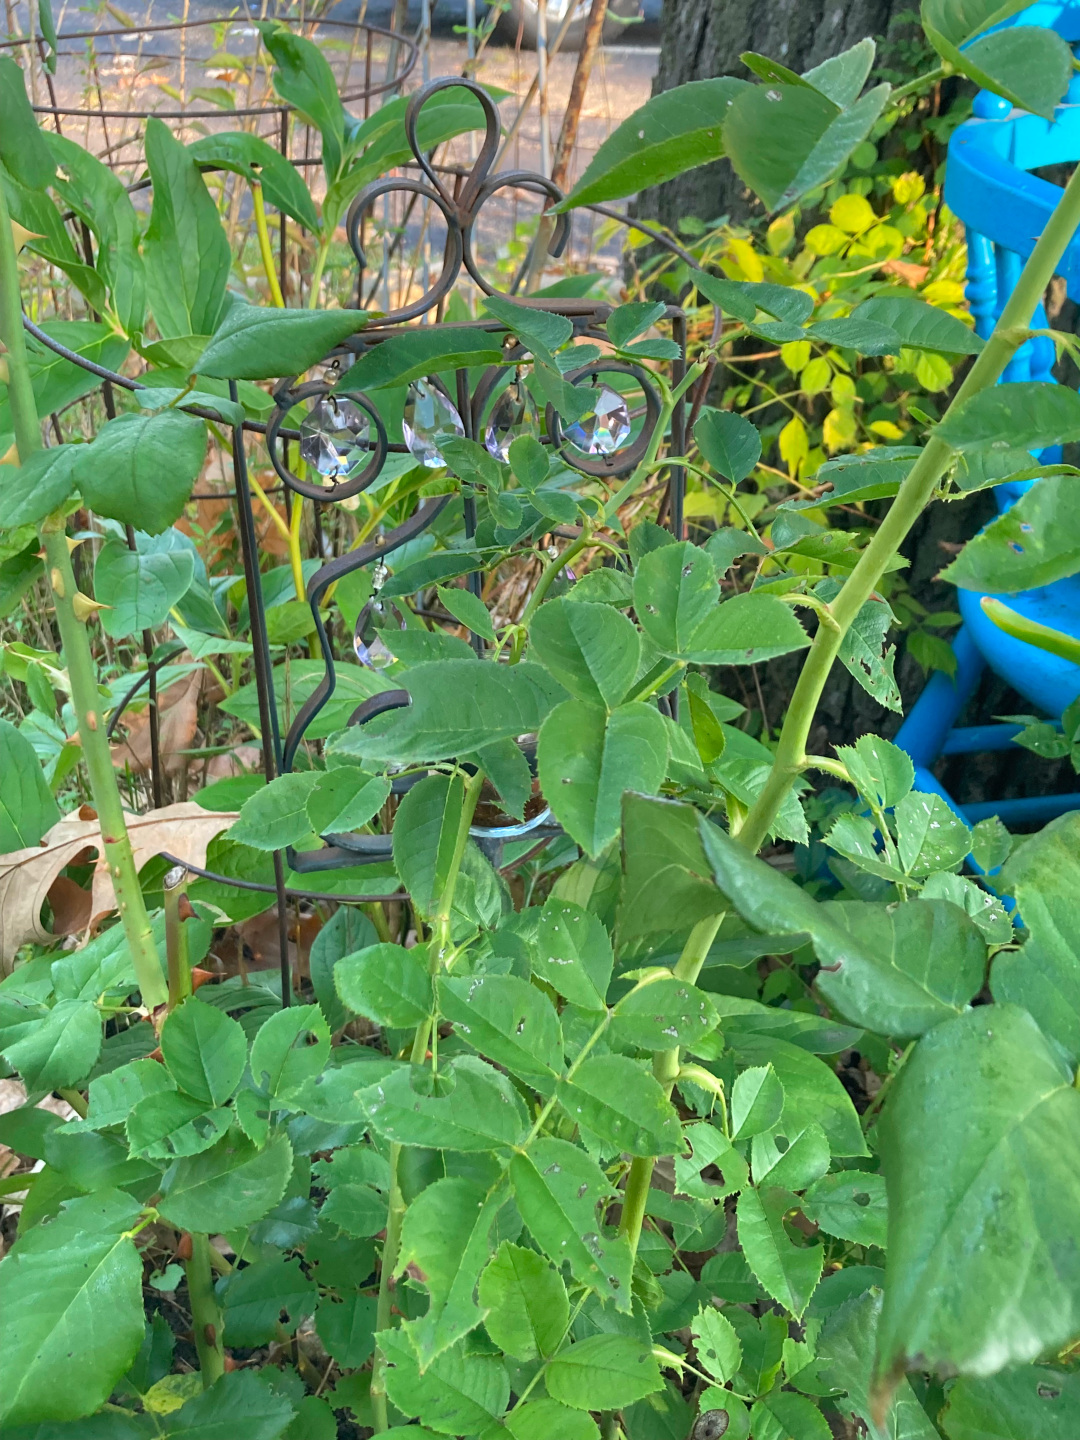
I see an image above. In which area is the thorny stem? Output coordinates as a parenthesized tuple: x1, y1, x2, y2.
(0, 181, 167, 1009)
(185, 1231, 225, 1388)
(739, 161, 1080, 857)
(164, 866, 192, 1010)
(370, 767, 485, 1432)
(618, 913, 725, 1256)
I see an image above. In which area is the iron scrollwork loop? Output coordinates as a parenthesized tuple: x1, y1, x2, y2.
(546, 359, 664, 479)
(266, 381, 388, 502)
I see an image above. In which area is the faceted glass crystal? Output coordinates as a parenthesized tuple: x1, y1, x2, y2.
(484, 380, 539, 461)
(565, 384, 631, 456)
(299, 396, 371, 480)
(403, 380, 465, 468)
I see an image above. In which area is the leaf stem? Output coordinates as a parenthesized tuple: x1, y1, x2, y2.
(738, 161, 1080, 856)
(618, 912, 725, 1256)
(0, 172, 166, 1009)
(251, 174, 285, 308)
(185, 1231, 225, 1387)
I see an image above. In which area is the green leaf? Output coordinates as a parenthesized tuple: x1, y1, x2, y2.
(737, 1185, 823, 1319)
(478, 1241, 569, 1362)
(75, 409, 206, 536)
(336, 330, 506, 391)
(391, 771, 463, 920)
(160, 999, 247, 1106)
(481, 295, 573, 365)
(93, 539, 195, 639)
(815, 1287, 937, 1440)
(380, 1330, 508, 1434)
(439, 974, 563, 1082)
(619, 794, 726, 946)
(894, 792, 971, 875)
(731, 1064, 785, 1140)
(547, 1333, 662, 1410)
(198, 302, 366, 382)
(0, 56, 55, 190)
(249, 1004, 330, 1099)
(557, 1053, 682, 1156)
(219, 1255, 316, 1347)
(0, 717, 59, 850)
(803, 37, 877, 105)
(158, 1368, 295, 1438)
(806, 317, 901, 356)
(0, 1190, 144, 1426)
(836, 734, 913, 810)
(940, 383, 1080, 455)
(188, 132, 320, 232)
(877, 1004, 1080, 1379)
(751, 1392, 831, 1440)
(851, 296, 982, 355)
(921, 0, 1072, 119)
(315, 1291, 378, 1368)
(307, 767, 390, 837)
(610, 976, 718, 1052)
(724, 81, 889, 212)
(942, 1365, 1080, 1440)
(332, 661, 563, 767)
(534, 896, 613, 1009)
(943, 476, 1080, 593)
(159, 1130, 293, 1233)
(607, 301, 667, 349)
(359, 1056, 528, 1151)
(228, 772, 317, 852)
(752, 1120, 830, 1193)
(143, 117, 228, 341)
(258, 22, 348, 183)
(126, 1091, 231, 1161)
(694, 407, 762, 483)
(531, 597, 641, 710)
(676, 1121, 749, 1201)
(505, 1399, 600, 1440)
(0, 447, 79, 530)
(692, 1306, 742, 1384)
(468, 737, 532, 821)
(436, 583, 496, 643)
(836, 597, 901, 712)
(335, 942, 432, 1029)
(726, 1034, 867, 1158)
(824, 899, 986, 1039)
(992, 813, 1080, 1066)
(308, 907, 376, 1033)
(1, 999, 101, 1091)
(509, 1136, 631, 1307)
(538, 698, 668, 857)
(559, 79, 748, 210)
(803, 1171, 888, 1250)
(398, 1175, 510, 1363)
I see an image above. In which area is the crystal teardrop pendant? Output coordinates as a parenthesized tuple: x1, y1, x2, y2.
(299, 395, 371, 480)
(403, 380, 465, 468)
(484, 379, 539, 461)
(565, 384, 632, 456)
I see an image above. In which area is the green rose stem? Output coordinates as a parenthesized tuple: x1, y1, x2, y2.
(370, 766, 486, 1433)
(164, 865, 193, 1010)
(618, 911, 725, 1255)
(0, 185, 168, 1010)
(739, 160, 1080, 857)
(185, 1231, 226, 1387)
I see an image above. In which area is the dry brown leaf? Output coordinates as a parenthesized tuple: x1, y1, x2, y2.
(882, 257, 929, 286)
(46, 875, 93, 939)
(0, 803, 238, 970)
(111, 668, 203, 778)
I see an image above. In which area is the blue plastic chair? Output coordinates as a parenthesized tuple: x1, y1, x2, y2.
(893, 2, 1080, 825)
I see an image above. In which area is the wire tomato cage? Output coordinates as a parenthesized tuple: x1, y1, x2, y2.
(12, 70, 692, 1005)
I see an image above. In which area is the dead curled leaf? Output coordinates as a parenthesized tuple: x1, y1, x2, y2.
(110, 668, 204, 779)
(0, 803, 238, 971)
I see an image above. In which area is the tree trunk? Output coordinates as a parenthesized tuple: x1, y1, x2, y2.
(641, 0, 919, 231)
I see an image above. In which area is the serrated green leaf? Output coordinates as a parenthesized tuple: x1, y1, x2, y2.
(380, 1330, 508, 1435)
(675, 1122, 749, 1201)
(1, 999, 101, 1091)
(751, 1391, 831, 1440)
(0, 717, 59, 851)
(533, 896, 613, 1009)
(94, 540, 195, 639)
(505, 1398, 600, 1440)
(159, 1130, 293, 1232)
(336, 330, 505, 391)
(478, 1241, 569, 1361)
(219, 1255, 316, 1346)
(610, 976, 718, 1052)
(358, 1056, 528, 1151)
(942, 475, 1080, 593)
(737, 1185, 823, 1319)
(816, 1287, 938, 1440)
(694, 407, 762, 483)
(557, 1053, 682, 1156)
(0, 447, 79, 531)
(198, 302, 365, 381)
(74, 409, 206, 536)
(126, 1091, 231, 1161)
(249, 1004, 330, 1099)
(530, 597, 641, 709)
(731, 1064, 785, 1141)
(691, 1305, 742, 1384)
(547, 1333, 662, 1410)
(803, 1171, 888, 1250)
(894, 792, 972, 875)
(439, 974, 563, 1083)
(335, 942, 432, 1029)
(160, 999, 247, 1106)
(942, 1364, 1080, 1440)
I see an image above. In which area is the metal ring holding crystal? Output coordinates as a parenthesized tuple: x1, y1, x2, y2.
(266, 381, 387, 503)
(546, 359, 663, 479)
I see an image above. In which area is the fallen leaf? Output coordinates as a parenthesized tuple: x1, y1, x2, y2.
(111, 668, 203, 778)
(0, 803, 238, 969)
(882, 257, 929, 286)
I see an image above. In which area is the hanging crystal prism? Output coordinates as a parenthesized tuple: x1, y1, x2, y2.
(299, 395, 371, 480)
(565, 384, 632, 455)
(484, 378, 539, 461)
(403, 379, 465, 468)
